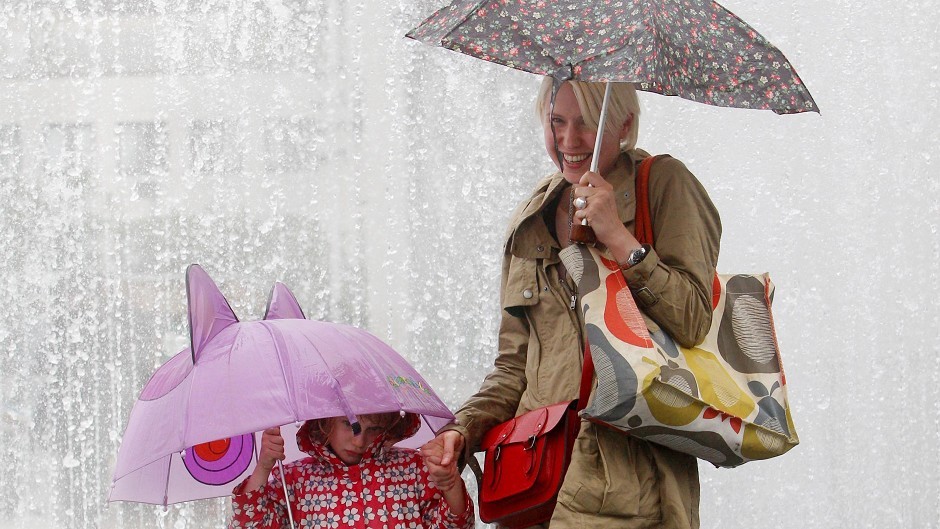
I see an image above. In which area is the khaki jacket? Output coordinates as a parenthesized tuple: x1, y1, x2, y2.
(453, 150, 721, 528)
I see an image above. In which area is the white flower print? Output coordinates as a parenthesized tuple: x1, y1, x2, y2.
(341, 507, 361, 525)
(391, 502, 408, 520)
(340, 489, 357, 507)
(322, 493, 339, 510)
(298, 492, 316, 512)
(360, 487, 374, 503)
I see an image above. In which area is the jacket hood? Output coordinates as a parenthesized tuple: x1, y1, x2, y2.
(295, 413, 422, 457)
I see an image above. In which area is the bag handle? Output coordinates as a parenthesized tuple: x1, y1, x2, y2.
(634, 155, 661, 247)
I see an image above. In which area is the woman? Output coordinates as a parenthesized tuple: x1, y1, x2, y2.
(424, 78, 721, 528)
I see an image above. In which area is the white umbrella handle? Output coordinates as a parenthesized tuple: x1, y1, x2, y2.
(590, 82, 612, 175)
(277, 460, 297, 529)
(569, 82, 610, 246)
(578, 83, 612, 228)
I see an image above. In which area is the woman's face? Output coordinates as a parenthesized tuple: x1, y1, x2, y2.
(543, 82, 628, 184)
(326, 416, 387, 465)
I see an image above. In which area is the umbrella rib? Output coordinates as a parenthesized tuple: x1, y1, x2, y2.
(342, 328, 407, 413)
(261, 322, 302, 423)
(296, 324, 362, 427)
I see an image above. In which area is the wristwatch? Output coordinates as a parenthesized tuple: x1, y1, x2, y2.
(620, 244, 651, 270)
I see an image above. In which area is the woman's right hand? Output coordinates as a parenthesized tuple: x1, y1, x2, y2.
(422, 430, 465, 467)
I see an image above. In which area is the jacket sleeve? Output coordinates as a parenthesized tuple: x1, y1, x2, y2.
(229, 471, 290, 529)
(417, 459, 476, 529)
(621, 156, 722, 347)
(448, 253, 531, 452)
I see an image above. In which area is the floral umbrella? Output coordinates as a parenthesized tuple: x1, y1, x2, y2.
(408, 0, 818, 243)
(407, 0, 818, 114)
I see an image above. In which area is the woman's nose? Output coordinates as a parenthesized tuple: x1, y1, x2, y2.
(556, 125, 577, 148)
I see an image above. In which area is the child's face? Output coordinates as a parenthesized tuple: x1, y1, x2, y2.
(326, 416, 388, 465)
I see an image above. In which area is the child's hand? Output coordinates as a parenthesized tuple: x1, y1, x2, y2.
(259, 427, 286, 471)
(421, 441, 459, 493)
(244, 427, 286, 492)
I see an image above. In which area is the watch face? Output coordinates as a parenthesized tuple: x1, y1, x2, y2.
(629, 247, 646, 265)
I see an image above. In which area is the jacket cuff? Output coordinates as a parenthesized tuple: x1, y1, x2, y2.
(620, 246, 662, 308)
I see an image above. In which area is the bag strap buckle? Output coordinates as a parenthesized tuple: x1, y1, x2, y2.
(524, 434, 538, 450)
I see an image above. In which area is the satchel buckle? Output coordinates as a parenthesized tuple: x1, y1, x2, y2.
(524, 434, 537, 450)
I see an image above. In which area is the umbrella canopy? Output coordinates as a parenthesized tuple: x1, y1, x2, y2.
(407, 0, 818, 114)
(110, 264, 455, 506)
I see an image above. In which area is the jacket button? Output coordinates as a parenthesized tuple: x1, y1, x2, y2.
(522, 289, 533, 299)
(536, 245, 545, 253)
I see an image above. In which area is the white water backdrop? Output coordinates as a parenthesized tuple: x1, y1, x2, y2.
(0, 0, 937, 528)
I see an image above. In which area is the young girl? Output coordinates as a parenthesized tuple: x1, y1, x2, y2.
(229, 412, 474, 529)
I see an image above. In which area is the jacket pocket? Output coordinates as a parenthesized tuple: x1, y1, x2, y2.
(558, 422, 661, 519)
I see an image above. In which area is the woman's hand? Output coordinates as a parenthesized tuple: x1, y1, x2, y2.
(572, 171, 641, 263)
(422, 430, 465, 467)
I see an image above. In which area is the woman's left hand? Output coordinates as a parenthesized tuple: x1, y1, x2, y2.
(572, 171, 637, 256)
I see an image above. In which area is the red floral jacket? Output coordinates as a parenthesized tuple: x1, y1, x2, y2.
(229, 441, 474, 529)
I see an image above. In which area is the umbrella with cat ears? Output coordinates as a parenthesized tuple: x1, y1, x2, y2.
(110, 264, 455, 507)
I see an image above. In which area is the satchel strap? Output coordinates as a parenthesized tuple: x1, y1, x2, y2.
(634, 155, 662, 246)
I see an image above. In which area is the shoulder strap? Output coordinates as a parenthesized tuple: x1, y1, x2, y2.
(634, 155, 660, 246)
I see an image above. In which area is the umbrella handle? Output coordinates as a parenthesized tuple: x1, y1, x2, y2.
(277, 460, 297, 529)
(569, 222, 597, 245)
(570, 83, 611, 246)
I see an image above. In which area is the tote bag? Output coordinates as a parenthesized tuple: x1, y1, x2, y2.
(558, 155, 798, 467)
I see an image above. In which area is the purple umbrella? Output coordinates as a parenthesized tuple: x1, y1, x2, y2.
(109, 264, 455, 508)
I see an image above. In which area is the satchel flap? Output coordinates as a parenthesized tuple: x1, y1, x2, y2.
(481, 417, 517, 450)
(484, 401, 574, 449)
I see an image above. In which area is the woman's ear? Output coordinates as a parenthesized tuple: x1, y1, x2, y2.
(619, 113, 634, 141)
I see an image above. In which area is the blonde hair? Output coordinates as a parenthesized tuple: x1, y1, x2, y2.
(535, 77, 641, 151)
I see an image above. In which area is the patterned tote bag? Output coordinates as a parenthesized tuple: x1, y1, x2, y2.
(558, 156, 798, 467)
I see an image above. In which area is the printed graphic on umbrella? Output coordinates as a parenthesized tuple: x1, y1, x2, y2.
(109, 264, 455, 507)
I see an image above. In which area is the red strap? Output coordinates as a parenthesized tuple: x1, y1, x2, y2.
(634, 155, 659, 246)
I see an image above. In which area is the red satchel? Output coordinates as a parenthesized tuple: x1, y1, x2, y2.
(476, 353, 594, 528)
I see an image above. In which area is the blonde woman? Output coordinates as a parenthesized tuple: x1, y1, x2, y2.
(424, 78, 721, 529)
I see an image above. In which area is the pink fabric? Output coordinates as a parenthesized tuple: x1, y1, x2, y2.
(229, 441, 473, 529)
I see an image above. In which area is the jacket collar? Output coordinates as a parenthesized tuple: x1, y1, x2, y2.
(506, 150, 639, 259)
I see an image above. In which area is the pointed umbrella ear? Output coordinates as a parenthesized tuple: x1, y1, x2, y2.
(263, 282, 307, 320)
(186, 264, 239, 363)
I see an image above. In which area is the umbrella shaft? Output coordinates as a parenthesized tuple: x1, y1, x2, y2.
(277, 460, 297, 529)
(590, 83, 612, 174)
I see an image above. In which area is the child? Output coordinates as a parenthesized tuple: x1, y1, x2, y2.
(229, 412, 474, 529)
